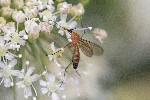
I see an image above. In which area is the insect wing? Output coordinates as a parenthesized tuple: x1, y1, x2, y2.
(78, 40, 93, 57)
(79, 38, 104, 56)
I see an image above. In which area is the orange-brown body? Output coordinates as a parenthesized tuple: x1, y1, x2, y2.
(72, 45, 80, 69)
(70, 32, 80, 47)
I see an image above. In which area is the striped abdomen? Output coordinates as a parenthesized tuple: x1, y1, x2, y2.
(72, 45, 80, 69)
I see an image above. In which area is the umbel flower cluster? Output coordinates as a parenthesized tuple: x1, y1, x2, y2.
(0, 0, 107, 100)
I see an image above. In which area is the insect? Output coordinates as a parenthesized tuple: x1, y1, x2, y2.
(64, 30, 104, 70)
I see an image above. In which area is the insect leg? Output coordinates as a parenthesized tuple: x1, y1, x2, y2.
(58, 61, 73, 89)
(75, 69, 81, 77)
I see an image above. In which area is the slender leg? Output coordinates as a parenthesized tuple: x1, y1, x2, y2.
(58, 61, 73, 89)
(75, 69, 81, 77)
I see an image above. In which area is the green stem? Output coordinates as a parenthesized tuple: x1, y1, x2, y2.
(36, 39, 49, 55)
(28, 41, 45, 72)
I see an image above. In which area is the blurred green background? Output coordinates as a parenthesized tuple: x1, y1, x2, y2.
(81, 0, 150, 100)
(72, 0, 150, 100)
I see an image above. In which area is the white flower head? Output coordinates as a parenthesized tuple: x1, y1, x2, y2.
(39, 73, 63, 100)
(48, 42, 64, 67)
(16, 64, 40, 99)
(0, 59, 20, 87)
(92, 28, 108, 43)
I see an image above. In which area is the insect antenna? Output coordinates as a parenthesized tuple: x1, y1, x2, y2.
(81, 21, 86, 38)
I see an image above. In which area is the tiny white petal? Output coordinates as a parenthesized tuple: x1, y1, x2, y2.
(0, 71, 3, 77)
(52, 92, 60, 100)
(58, 30, 64, 36)
(48, 55, 53, 61)
(19, 40, 26, 45)
(54, 59, 61, 67)
(27, 67, 34, 75)
(11, 70, 21, 76)
(9, 59, 17, 67)
(39, 80, 47, 86)
(41, 88, 49, 94)
(19, 30, 26, 36)
(47, 73, 55, 82)
(5, 53, 14, 60)
(16, 81, 24, 88)
(24, 86, 32, 96)
(65, 31, 71, 39)
(4, 77, 11, 87)
(50, 42, 56, 51)
(0, 61, 5, 68)
(31, 74, 40, 82)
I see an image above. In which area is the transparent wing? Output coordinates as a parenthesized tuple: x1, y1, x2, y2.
(79, 38, 104, 56)
(78, 40, 93, 57)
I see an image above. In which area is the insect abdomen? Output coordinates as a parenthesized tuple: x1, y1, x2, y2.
(72, 46, 80, 69)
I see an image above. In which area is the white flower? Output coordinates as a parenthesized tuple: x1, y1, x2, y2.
(12, 11, 26, 23)
(39, 73, 63, 100)
(48, 42, 64, 67)
(16, 66, 40, 99)
(57, 2, 72, 14)
(2, 22, 16, 35)
(25, 18, 40, 42)
(56, 14, 77, 39)
(8, 30, 28, 50)
(92, 28, 107, 43)
(0, 59, 20, 87)
(0, 36, 15, 60)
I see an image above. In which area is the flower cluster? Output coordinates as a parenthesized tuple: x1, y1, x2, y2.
(0, 0, 107, 100)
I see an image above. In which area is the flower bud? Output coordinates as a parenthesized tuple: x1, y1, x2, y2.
(1, 7, 14, 18)
(12, 11, 26, 23)
(25, 20, 41, 42)
(23, 6, 38, 18)
(40, 22, 52, 34)
(13, 0, 24, 10)
(92, 28, 107, 43)
(70, 3, 84, 16)
(0, 0, 11, 7)
(57, 2, 72, 14)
